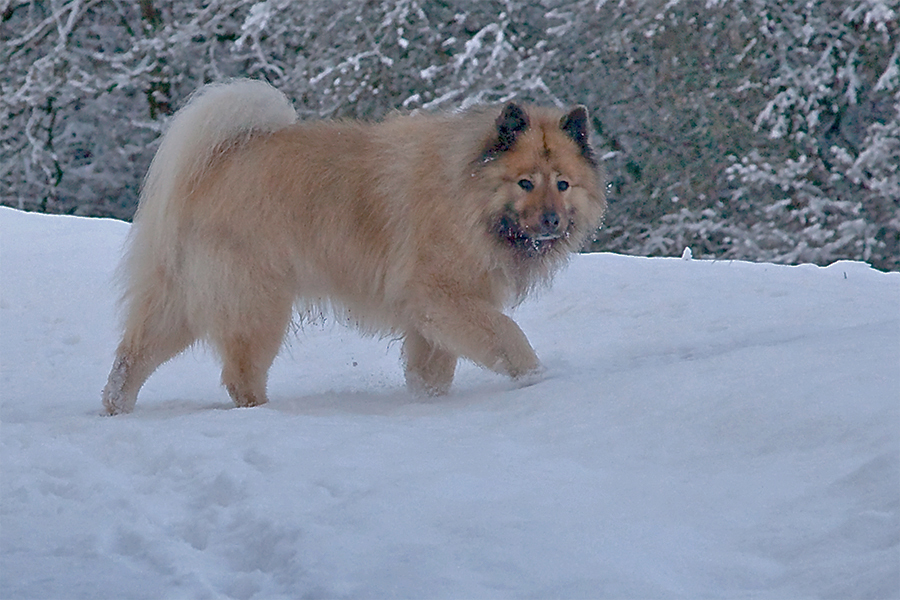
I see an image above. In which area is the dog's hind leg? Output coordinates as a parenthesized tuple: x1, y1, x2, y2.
(102, 296, 194, 415)
(402, 329, 457, 396)
(212, 293, 293, 409)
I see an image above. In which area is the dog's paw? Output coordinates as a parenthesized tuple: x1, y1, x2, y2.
(101, 391, 133, 416)
(512, 364, 547, 389)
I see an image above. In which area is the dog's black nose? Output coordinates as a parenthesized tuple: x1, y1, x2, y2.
(539, 211, 561, 236)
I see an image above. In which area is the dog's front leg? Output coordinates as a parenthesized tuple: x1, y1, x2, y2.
(410, 292, 541, 380)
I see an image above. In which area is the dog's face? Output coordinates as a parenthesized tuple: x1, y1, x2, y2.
(481, 103, 606, 260)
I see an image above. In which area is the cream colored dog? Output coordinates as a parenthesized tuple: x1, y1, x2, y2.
(103, 79, 606, 414)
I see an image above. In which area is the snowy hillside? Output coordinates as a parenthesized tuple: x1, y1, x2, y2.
(1, 206, 898, 599)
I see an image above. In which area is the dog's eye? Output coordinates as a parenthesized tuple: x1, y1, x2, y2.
(557, 180, 570, 192)
(518, 179, 535, 192)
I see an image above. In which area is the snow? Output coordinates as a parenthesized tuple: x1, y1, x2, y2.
(1, 205, 898, 599)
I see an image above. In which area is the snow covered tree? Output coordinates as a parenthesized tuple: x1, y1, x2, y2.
(2, 0, 897, 269)
(717, 0, 900, 270)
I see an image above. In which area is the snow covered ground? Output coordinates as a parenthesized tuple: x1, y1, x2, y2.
(1, 205, 898, 599)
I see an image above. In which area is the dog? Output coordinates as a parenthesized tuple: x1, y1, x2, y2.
(102, 79, 606, 414)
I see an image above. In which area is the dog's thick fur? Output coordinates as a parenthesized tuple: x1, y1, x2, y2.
(102, 79, 606, 414)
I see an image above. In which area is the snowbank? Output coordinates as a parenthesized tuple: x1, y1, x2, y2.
(1, 207, 897, 599)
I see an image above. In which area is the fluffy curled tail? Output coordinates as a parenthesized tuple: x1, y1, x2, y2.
(131, 79, 297, 256)
(123, 78, 297, 296)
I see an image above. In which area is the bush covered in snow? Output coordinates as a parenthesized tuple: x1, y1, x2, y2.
(2, 0, 898, 270)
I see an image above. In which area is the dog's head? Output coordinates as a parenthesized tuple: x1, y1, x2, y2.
(480, 102, 606, 261)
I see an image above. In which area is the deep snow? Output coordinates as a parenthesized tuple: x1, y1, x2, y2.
(1, 206, 898, 599)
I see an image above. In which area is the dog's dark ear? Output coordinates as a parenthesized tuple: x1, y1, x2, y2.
(560, 106, 597, 165)
(481, 102, 530, 163)
(496, 102, 530, 149)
